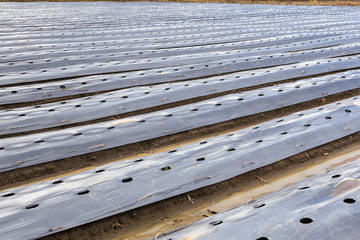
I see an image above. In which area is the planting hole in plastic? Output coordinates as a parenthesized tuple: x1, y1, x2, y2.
(26, 204, 39, 209)
(161, 166, 171, 171)
(209, 220, 223, 226)
(343, 198, 356, 204)
(53, 180, 63, 184)
(300, 218, 313, 224)
(122, 177, 133, 183)
(2, 193, 15, 197)
(77, 190, 90, 195)
(254, 203, 266, 208)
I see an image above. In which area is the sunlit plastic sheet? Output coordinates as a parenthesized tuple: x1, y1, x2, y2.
(1, 69, 359, 135)
(2, 25, 360, 68)
(2, 31, 359, 72)
(1, 54, 360, 106)
(0, 71, 359, 171)
(0, 20, 357, 47)
(1, 42, 360, 87)
(154, 158, 360, 240)
(0, 16, 358, 51)
(1, 2, 360, 88)
(2, 29, 359, 64)
(1, 7, 358, 49)
(0, 98, 359, 239)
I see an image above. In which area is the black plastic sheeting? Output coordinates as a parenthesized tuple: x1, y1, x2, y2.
(1, 54, 360, 106)
(155, 158, 360, 240)
(0, 97, 359, 240)
(1, 69, 359, 135)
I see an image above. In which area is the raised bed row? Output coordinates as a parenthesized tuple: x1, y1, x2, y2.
(156, 157, 360, 240)
(2, 54, 360, 105)
(3, 30, 358, 66)
(2, 42, 360, 87)
(0, 69, 359, 135)
(0, 67, 359, 170)
(0, 4, 357, 44)
(0, 97, 359, 240)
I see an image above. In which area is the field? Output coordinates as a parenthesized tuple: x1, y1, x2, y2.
(1, 2, 360, 240)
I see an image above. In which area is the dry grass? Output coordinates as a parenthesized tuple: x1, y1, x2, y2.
(0, 0, 360, 6)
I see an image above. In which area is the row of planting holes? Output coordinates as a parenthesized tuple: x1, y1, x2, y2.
(1, 29, 349, 56)
(9, 17, 353, 28)
(4, 31, 355, 64)
(4, 52, 359, 80)
(3, 31, 337, 59)
(1, 33, 294, 55)
(3, 32, 354, 46)
(156, 109, 344, 169)
(5, 26, 258, 40)
(1, 173, 134, 210)
(7, 24, 356, 43)
(4, 55, 354, 94)
(10, 84, 351, 117)
(0, 106, 352, 150)
(3, 25, 354, 42)
(208, 173, 356, 240)
(3, 27, 330, 41)
(5, 25, 348, 39)
(5, 36, 357, 70)
(6, 31, 314, 47)
(0, 34, 293, 59)
(0, 151, 354, 220)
